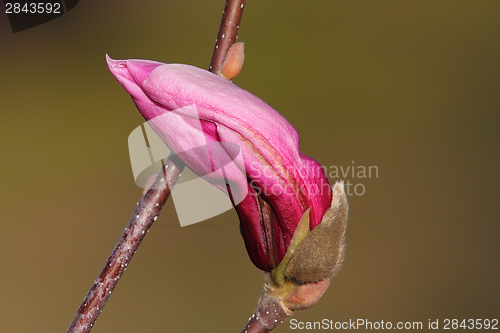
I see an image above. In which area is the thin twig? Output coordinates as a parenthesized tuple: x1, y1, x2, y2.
(209, 0, 247, 72)
(240, 296, 291, 333)
(66, 1, 247, 332)
(66, 160, 183, 333)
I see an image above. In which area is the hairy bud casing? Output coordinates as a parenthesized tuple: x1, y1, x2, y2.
(284, 181, 348, 284)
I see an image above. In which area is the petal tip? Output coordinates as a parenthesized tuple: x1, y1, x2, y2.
(105, 54, 126, 70)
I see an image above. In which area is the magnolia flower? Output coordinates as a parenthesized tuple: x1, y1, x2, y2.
(107, 56, 346, 285)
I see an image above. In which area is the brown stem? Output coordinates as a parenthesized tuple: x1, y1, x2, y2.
(240, 295, 292, 333)
(209, 0, 247, 73)
(66, 160, 184, 333)
(66, 1, 246, 332)
(239, 276, 332, 333)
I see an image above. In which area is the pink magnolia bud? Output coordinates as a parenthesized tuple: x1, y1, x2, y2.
(107, 56, 335, 275)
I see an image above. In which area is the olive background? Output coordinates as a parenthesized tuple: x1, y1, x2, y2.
(1, 1, 499, 332)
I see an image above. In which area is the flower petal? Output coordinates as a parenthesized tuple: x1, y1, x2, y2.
(107, 57, 332, 270)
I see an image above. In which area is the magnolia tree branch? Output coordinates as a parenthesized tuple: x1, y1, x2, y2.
(66, 160, 183, 333)
(209, 0, 246, 73)
(65, 1, 246, 332)
(240, 294, 292, 333)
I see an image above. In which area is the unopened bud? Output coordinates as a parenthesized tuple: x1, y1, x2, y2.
(284, 181, 348, 284)
(217, 42, 245, 80)
(283, 278, 330, 310)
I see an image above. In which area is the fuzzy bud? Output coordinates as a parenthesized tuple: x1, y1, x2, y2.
(217, 42, 245, 80)
(284, 181, 348, 284)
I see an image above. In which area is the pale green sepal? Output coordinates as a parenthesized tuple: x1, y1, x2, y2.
(271, 208, 311, 285)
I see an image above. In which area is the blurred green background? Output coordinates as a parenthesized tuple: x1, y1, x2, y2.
(1, 1, 499, 332)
